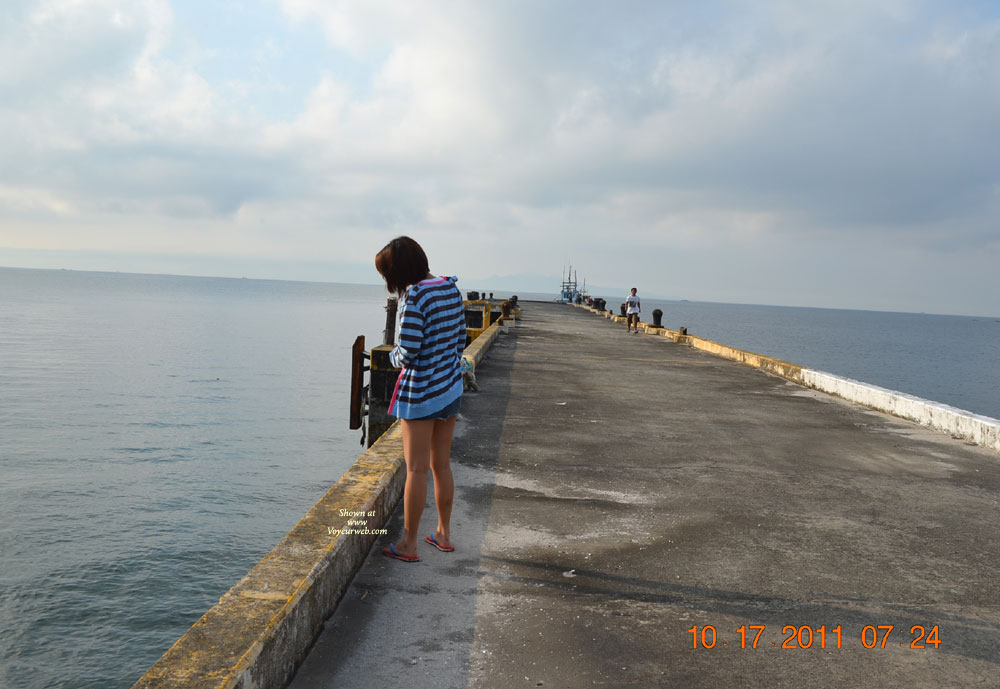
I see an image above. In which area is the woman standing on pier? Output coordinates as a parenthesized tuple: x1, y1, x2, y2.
(375, 236, 466, 562)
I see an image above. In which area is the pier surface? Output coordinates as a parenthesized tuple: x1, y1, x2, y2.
(289, 301, 999, 688)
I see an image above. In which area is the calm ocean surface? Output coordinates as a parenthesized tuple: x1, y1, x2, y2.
(1, 267, 997, 688)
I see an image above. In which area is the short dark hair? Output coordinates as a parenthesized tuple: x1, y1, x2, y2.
(375, 236, 429, 296)
(631, 287, 637, 292)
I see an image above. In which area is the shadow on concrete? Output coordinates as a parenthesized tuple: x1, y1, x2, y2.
(287, 328, 520, 689)
(478, 553, 1000, 663)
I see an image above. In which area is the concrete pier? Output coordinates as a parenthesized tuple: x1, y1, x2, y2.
(288, 301, 999, 688)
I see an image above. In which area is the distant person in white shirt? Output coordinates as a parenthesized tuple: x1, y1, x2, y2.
(625, 287, 641, 333)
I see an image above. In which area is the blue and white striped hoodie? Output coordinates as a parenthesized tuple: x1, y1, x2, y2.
(389, 275, 466, 419)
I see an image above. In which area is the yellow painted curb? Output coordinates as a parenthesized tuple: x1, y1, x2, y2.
(569, 302, 804, 385)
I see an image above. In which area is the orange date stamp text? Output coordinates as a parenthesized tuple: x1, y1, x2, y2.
(687, 624, 942, 650)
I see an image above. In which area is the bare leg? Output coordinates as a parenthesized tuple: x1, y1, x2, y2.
(396, 418, 434, 556)
(429, 415, 458, 547)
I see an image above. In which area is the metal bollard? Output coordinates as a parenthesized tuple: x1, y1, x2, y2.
(652, 309, 663, 328)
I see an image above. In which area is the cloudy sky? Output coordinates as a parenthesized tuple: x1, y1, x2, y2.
(1, 1, 998, 315)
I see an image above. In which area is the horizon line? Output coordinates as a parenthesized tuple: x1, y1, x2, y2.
(3, 264, 995, 320)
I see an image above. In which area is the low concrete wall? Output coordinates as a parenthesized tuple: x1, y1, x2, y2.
(462, 317, 503, 374)
(132, 320, 508, 689)
(573, 303, 1000, 453)
(800, 369, 1000, 452)
(131, 427, 406, 689)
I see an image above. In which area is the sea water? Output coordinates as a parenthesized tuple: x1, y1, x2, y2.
(1, 268, 997, 688)
(0, 268, 390, 688)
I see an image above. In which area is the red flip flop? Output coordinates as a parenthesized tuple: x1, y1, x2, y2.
(425, 534, 455, 552)
(382, 543, 419, 562)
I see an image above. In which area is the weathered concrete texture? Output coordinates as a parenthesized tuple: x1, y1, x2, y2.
(464, 317, 504, 372)
(132, 319, 511, 689)
(131, 425, 408, 689)
(290, 301, 1000, 688)
(287, 328, 517, 689)
(591, 304, 999, 451)
(800, 368, 1000, 453)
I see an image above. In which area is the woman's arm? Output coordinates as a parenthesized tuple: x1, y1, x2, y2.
(454, 306, 467, 360)
(390, 297, 424, 368)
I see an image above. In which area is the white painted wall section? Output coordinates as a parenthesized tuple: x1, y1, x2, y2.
(801, 369, 1000, 453)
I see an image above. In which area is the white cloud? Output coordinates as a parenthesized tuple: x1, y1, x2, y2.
(1, 1, 998, 314)
(0, 184, 76, 215)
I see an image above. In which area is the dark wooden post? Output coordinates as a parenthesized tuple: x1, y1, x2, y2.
(383, 297, 398, 345)
(349, 336, 366, 430)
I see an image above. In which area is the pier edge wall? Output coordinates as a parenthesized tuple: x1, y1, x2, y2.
(131, 317, 507, 689)
(577, 303, 1000, 453)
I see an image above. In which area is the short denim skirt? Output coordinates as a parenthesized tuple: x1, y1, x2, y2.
(411, 395, 462, 420)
